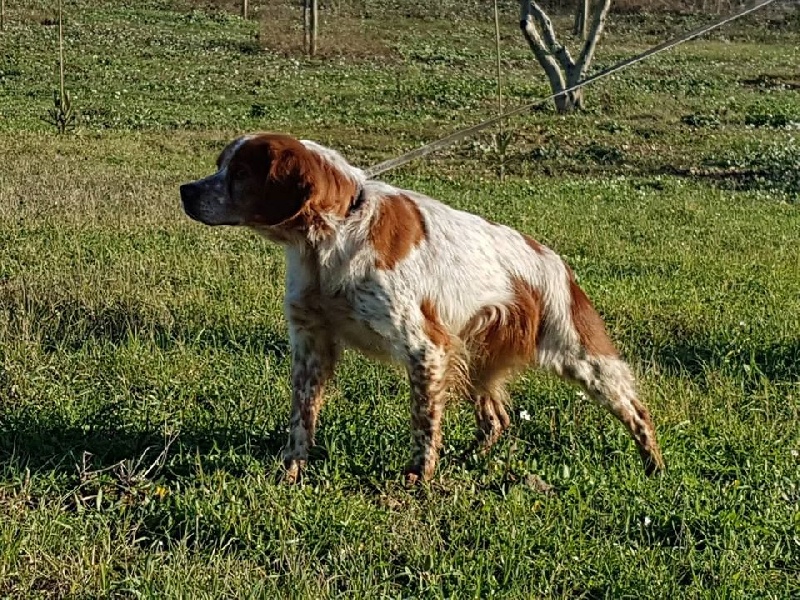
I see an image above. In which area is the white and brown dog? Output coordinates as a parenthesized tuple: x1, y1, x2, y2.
(180, 133, 665, 484)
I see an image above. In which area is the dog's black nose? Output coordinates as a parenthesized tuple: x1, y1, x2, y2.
(180, 182, 202, 221)
(180, 183, 198, 204)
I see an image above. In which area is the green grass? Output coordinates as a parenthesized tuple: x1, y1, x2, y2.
(1, 0, 799, 597)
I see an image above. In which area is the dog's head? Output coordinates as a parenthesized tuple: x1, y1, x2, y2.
(180, 133, 359, 235)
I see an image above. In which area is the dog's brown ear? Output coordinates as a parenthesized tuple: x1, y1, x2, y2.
(259, 144, 317, 226)
(230, 135, 317, 227)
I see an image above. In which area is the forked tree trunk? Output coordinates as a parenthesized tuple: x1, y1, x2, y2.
(520, 0, 611, 113)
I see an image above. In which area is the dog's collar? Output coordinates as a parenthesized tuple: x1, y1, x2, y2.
(347, 185, 366, 217)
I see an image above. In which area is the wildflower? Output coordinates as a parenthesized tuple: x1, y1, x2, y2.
(644, 516, 652, 526)
(520, 409, 531, 421)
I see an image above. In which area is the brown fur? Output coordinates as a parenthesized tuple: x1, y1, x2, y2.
(463, 277, 543, 387)
(522, 233, 545, 255)
(420, 298, 450, 349)
(227, 134, 357, 230)
(369, 193, 426, 270)
(629, 397, 664, 473)
(568, 274, 618, 357)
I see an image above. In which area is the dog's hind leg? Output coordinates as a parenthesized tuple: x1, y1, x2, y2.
(472, 391, 511, 452)
(539, 275, 665, 475)
(467, 372, 512, 454)
(560, 354, 664, 475)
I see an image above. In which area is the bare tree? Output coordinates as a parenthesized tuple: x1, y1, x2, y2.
(520, 0, 612, 113)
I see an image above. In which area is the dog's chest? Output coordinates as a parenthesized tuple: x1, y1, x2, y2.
(318, 284, 396, 362)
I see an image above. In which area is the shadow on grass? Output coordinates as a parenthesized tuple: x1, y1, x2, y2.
(1, 293, 293, 479)
(3, 289, 291, 357)
(629, 329, 799, 384)
(0, 413, 288, 481)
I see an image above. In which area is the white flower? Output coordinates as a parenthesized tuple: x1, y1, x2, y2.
(576, 391, 588, 400)
(791, 449, 799, 458)
(644, 516, 652, 527)
(519, 410, 531, 421)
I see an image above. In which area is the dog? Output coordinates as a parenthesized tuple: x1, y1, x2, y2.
(180, 133, 665, 484)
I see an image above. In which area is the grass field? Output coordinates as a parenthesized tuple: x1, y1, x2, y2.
(1, 0, 799, 597)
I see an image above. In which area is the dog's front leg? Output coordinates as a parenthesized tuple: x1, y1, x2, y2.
(282, 305, 339, 484)
(404, 342, 450, 485)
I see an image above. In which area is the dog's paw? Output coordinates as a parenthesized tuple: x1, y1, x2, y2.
(404, 471, 420, 486)
(642, 452, 666, 477)
(282, 459, 305, 485)
(403, 464, 428, 487)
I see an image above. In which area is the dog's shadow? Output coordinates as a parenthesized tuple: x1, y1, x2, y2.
(0, 414, 289, 483)
(629, 328, 799, 384)
(8, 291, 795, 489)
(1, 294, 293, 481)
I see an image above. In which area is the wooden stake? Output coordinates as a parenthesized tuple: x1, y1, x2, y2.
(493, 0, 505, 181)
(310, 0, 318, 57)
(582, 0, 589, 40)
(303, 0, 311, 55)
(58, 0, 65, 102)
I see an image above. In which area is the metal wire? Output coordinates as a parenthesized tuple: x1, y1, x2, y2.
(364, 0, 780, 179)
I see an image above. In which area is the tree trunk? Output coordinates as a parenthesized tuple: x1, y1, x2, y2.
(242, 0, 248, 19)
(520, 0, 610, 114)
(572, 0, 589, 39)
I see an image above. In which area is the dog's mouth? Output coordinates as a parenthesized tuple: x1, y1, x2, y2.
(181, 197, 202, 222)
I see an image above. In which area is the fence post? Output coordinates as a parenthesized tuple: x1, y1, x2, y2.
(493, 0, 505, 181)
(242, 0, 248, 19)
(303, 0, 310, 55)
(310, 0, 318, 57)
(573, 0, 591, 39)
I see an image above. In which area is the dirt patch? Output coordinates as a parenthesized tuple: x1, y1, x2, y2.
(259, 4, 394, 61)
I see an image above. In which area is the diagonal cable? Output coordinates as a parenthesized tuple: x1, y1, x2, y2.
(364, 0, 780, 179)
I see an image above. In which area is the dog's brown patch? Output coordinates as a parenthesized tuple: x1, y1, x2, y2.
(420, 298, 450, 349)
(370, 194, 426, 270)
(463, 277, 542, 383)
(522, 233, 545, 255)
(568, 273, 617, 357)
(228, 134, 357, 230)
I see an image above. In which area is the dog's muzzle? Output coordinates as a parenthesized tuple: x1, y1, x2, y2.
(180, 181, 204, 222)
